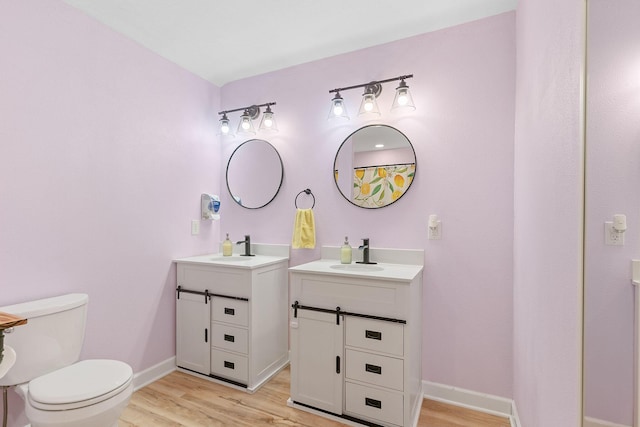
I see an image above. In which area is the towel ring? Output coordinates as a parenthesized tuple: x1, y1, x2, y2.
(295, 189, 315, 209)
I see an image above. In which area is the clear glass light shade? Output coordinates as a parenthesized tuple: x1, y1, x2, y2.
(327, 92, 349, 120)
(237, 110, 256, 135)
(259, 106, 278, 132)
(358, 92, 380, 116)
(391, 80, 416, 111)
(218, 114, 233, 136)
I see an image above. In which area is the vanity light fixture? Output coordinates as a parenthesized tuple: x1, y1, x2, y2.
(328, 74, 414, 120)
(217, 102, 277, 137)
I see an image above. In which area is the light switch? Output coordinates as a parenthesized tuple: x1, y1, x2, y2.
(191, 220, 200, 235)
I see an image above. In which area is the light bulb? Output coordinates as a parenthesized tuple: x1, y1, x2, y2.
(328, 92, 349, 120)
(263, 117, 273, 128)
(397, 90, 408, 106)
(221, 123, 229, 134)
(364, 101, 374, 111)
(241, 119, 250, 130)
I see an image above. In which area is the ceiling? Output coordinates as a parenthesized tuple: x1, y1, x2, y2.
(62, 0, 517, 87)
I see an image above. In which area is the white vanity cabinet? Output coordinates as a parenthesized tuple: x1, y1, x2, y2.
(288, 255, 423, 427)
(174, 250, 289, 393)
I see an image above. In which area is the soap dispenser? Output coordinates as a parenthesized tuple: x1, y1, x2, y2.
(341, 236, 352, 264)
(223, 233, 233, 256)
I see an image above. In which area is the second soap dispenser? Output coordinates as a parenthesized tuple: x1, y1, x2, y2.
(341, 236, 352, 264)
(223, 233, 233, 256)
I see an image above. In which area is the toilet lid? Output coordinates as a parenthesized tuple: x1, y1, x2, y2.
(28, 359, 132, 410)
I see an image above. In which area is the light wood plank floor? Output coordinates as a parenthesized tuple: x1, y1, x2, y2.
(119, 368, 510, 427)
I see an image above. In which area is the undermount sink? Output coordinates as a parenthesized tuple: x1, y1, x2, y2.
(209, 255, 254, 262)
(330, 264, 384, 272)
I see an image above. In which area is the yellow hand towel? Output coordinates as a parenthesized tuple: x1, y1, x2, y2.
(292, 208, 316, 249)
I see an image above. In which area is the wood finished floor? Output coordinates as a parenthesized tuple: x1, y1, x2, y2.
(119, 368, 510, 427)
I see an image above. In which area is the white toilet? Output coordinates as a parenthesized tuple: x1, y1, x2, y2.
(0, 294, 133, 427)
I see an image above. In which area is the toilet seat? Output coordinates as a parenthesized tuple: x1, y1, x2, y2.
(27, 359, 133, 411)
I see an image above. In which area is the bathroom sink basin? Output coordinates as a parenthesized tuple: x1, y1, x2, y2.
(330, 264, 384, 272)
(209, 256, 254, 262)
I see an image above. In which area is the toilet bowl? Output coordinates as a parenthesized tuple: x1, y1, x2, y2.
(0, 294, 134, 427)
(15, 359, 133, 427)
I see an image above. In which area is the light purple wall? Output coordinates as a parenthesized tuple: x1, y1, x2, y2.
(513, 0, 584, 425)
(220, 13, 515, 397)
(0, 0, 220, 424)
(584, 0, 640, 424)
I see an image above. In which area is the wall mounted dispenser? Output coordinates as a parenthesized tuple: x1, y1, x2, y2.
(201, 194, 220, 220)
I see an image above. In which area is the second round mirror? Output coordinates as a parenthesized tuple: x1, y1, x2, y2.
(334, 125, 416, 209)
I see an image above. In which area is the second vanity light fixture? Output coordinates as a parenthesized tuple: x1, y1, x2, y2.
(218, 102, 278, 136)
(328, 74, 415, 120)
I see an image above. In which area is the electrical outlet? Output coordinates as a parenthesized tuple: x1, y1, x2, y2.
(191, 220, 200, 235)
(428, 221, 441, 240)
(604, 221, 624, 246)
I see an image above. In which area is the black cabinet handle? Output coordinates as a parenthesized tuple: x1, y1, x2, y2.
(224, 334, 235, 343)
(365, 363, 382, 375)
(336, 356, 341, 374)
(365, 397, 382, 409)
(365, 330, 382, 340)
(205, 328, 208, 343)
(224, 307, 235, 315)
(224, 361, 235, 370)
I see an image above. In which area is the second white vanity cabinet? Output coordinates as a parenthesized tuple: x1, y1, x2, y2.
(174, 248, 289, 392)
(288, 252, 424, 427)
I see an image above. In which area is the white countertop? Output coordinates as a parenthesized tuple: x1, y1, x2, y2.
(174, 253, 289, 269)
(289, 259, 423, 282)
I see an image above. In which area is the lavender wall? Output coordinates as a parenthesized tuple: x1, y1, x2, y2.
(220, 13, 515, 398)
(513, 0, 584, 425)
(0, 0, 220, 424)
(584, 0, 640, 424)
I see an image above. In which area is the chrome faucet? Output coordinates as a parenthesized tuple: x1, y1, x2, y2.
(356, 238, 377, 265)
(236, 235, 254, 256)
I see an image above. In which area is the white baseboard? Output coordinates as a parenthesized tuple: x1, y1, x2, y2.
(511, 401, 521, 427)
(132, 356, 176, 391)
(584, 416, 631, 427)
(423, 380, 519, 426)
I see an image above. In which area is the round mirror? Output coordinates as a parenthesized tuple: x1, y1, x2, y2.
(334, 125, 416, 209)
(226, 139, 284, 209)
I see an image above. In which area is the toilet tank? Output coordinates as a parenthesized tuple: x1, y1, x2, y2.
(0, 293, 88, 386)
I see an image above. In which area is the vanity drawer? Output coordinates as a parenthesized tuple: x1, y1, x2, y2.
(211, 349, 248, 384)
(345, 317, 404, 357)
(211, 323, 248, 354)
(345, 381, 404, 426)
(212, 298, 249, 327)
(345, 349, 404, 391)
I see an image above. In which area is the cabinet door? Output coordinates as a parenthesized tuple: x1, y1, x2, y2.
(176, 292, 210, 375)
(290, 309, 343, 414)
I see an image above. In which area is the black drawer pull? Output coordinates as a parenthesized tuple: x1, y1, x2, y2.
(365, 363, 382, 375)
(224, 361, 235, 370)
(224, 307, 235, 315)
(365, 330, 382, 340)
(365, 397, 382, 409)
(336, 356, 341, 374)
(224, 334, 235, 343)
